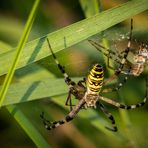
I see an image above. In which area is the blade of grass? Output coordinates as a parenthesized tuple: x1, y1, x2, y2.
(0, 0, 147, 76)
(1, 78, 79, 106)
(0, 0, 40, 107)
(7, 104, 50, 147)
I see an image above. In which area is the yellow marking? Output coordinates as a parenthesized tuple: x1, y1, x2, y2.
(87, 82, 102, 90)
(88, 75, 103, 81)
(88, 87, 101, 92)
(87, 78, 103, 86)
(90, 71, 103, 78)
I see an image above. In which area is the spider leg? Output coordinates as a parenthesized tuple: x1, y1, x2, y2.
(88, 40, 120, 57)
(40, 99, 86, 130)
(100, 95, 146, 109)
(47, 38, 76, 87)
(78, 78, 86, 88)
(65, 90, 75, 111)
(101, 77, 147, 109)
(115, 19, 133, 75)
(99, 103, 117, 132)
(40, 112, 51, 130)
(100, 77, 147, 109)
(102, 75, 129, 93)
(88, 40, 123, 63)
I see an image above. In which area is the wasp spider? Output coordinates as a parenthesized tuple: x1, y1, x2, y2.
(89, 19, 148, 91)
(40, 38, 147, 132)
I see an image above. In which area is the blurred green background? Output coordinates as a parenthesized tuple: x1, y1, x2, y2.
(0, 0, 148, 147)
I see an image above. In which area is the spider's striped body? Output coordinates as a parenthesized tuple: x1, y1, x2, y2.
(85, 64, 103, 108)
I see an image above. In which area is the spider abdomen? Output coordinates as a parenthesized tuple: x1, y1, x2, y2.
(86, 64, 104, 93)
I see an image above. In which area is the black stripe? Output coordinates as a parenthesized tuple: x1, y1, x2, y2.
(139, 102, 145, 106)
(52, 53, 56, 59)
(114, 127, 117, 132)
(53, 121, 58, 124)
(109, 115, 113, 120)
(94, 68, 103, 72)
(58, 64, 65, 73)
(136, 104, 140, 108)
(70, 81, 76, 85)
(91, 73, 103, 78)
(65, 77, 71, 84)
(119, 104, 126, 109)
(66, 116, 73, 122)
(95, 64, 102, 68)
(59, 120, 65, 124)
(47, 126, 51, 130)
(126, 106, 131, 110)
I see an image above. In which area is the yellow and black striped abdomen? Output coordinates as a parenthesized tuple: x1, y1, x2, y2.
(87, 64, 104, 93)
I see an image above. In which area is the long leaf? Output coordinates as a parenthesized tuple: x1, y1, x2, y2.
(2, 78, 79, 106)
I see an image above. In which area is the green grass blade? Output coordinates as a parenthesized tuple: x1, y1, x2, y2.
(7, 104, 50, 147)
(1, 78, 79, 106)
(0, 0, 147, 76)
(0, 0, 40, 107)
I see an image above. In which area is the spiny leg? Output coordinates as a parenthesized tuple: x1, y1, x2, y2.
(40, 112, 65, 130)
(102, 75, 129, 93)
(40, 99, 86, 130)
(100, 95, 146, 109)
(47, 38, 76, 87)
(101, 76, 147, 109)
(100, 77, 147, 109)
(115, 19, 133, 75)
(88, 40, 122, 58)
(78, 78, 86, 88)
(99, 103, 117, 132)
(65, 90, 75, 111)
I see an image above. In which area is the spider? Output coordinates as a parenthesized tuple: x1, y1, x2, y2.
(89, 19, 148, 91)
(40, 38, 147, 132)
